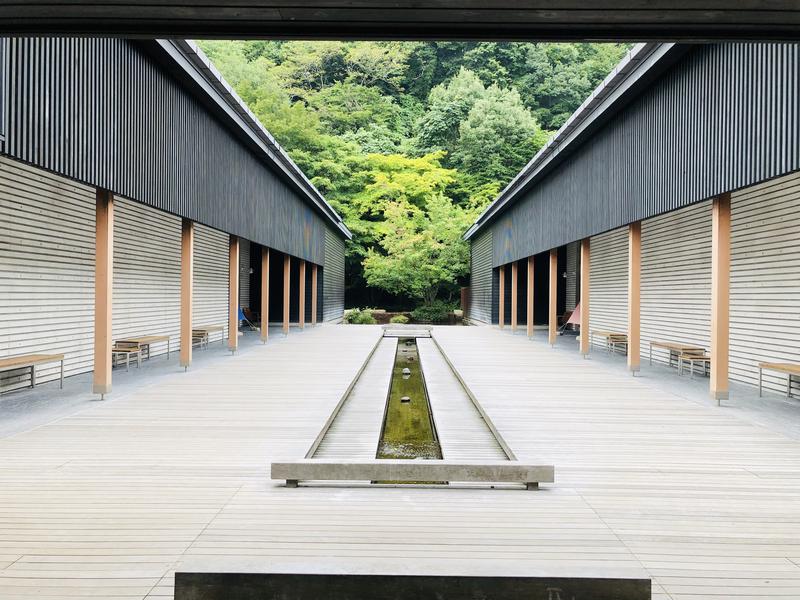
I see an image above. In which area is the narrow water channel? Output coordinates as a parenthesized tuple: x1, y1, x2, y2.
(377, 337, 443, 460)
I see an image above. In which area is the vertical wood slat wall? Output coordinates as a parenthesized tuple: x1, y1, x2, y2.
(0, 156, 95, 391)
(468, 229, 493, 324)
(565, 241, 578, 312)
(588, 228, 629, 340)
(112, 198, 181, 359)
(192, 224, 229, 340)
(731, 171, 800, 394)
(322, 228, 344, 322)
(238, 238, 250, 311)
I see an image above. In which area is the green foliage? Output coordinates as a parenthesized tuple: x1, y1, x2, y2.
(344, 308, 377, 324)
(410, 300, 457, 323)
(389, 314, 410, 324)
(197, 39, 630, 308)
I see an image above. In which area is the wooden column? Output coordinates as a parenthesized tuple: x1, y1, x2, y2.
(93, 189, 113, 397)
(580, 238, 590, 356)
(311, 264, 318, 326)
(526, 256, 534, 338)
(510, 261, 518, 331)
(627, 222, 641, 374)
(180, 219, 193, 370)
(261, 248, 270, 343)
(299, 260, 306, 329)
(548, 249, 557, 346)
(228, 235, 240, 353)
(498, 265, 505, 329)
(283, 254, 290, 335)
(711, 193, 731, 403)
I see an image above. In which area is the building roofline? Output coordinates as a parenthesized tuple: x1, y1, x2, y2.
(464, 42, 690, 241)
(153, 39, 352, 240)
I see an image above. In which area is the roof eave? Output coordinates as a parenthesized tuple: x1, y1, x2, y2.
(464, 42, 690, 242)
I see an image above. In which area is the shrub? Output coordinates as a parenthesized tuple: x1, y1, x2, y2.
(344, 307, 378, 325)
(410, 300, 456, 323)
(389, 314, 410, 324)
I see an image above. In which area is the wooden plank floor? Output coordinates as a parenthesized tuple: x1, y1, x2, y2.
(417, 338, 506, 461)
(313, 337, 395, 459)
(3, 324, 800, 598)
(433, 326, 800, 600)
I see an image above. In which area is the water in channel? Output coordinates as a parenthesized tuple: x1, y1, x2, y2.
(377, 337, 443, 460)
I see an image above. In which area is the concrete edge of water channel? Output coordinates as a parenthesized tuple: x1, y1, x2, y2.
(280, 326, 555, 489)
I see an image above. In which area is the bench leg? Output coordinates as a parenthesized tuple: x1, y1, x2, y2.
(60, 360, 64, 389)
(138, 351, 142, 369)
(758, 368, 762, 397)
(30, 365, 36, 388)
(126, 353, 130, 372)
(526, 482, 539, 490)
(788, 374, 792, 399)
(286, 480, 298, 488)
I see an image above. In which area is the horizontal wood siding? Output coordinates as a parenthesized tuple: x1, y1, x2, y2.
(0, 156, 94, 391)
(112, 198, 181, 359)
(193, 224, 229, 342)
(468, 229, 492, 324)
(640, 201, 712, 365)
(589, 228, 628, 341)
(322, 228, 344, 321)
(731, 171, 800, 394)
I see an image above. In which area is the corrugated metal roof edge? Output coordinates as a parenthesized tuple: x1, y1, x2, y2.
(154, 39, 352, 240)
(464, 42, 690, 241)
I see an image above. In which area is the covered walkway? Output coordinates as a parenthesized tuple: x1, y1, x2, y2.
(1, 325, 800, 598)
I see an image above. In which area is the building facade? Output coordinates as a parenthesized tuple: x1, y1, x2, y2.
(0, 38, 350, 394)
(466, 42, 800, 399)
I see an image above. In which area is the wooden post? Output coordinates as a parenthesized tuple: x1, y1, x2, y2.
(93, 189, 113, 398)
(527, 256, 534, 338)
(711, 193, 731, 404)
(510, 261, 518, 331)
(580, 238, 590, 356)
(548, 249, 557, 346)
(299, 260, 306, 329)
(311, 264, 318, 326)
(180, 219, 193, 370)
(261, 248, 269, 343)
(283, 254, 290, 335)
(228, 235, 240, 353)
(498, 265, 505, 329)
(627, 222, 641, 374)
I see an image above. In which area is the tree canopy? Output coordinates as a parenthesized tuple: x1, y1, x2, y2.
(199, 40, 629, 308)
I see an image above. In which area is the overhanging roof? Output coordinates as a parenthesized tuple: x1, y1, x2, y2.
(464, 42, 690, 241)
(148, 39, 352, 239)
(1, 3, 800, 40)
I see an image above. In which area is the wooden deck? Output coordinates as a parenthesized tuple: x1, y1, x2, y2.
(1, 324, 800, 598)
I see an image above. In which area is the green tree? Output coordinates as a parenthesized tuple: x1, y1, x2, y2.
(364, 188, 476, 305)
(454, 85, 549, 187)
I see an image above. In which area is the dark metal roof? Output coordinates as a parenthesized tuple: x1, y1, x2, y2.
(2, 2, 800, 40)
(152, 39, 351, 239)
(464, 42, 689, 241)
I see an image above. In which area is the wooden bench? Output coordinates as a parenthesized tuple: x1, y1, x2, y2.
(111, 346, 142, 371)
(114, 335, 170, 361)
(678, 350, 711, 378)
(192, 325, 225, 349)
(758, 362, 800, 398)
(650, 340, 705, 368)
(590, 330, 628, 354)
(0, 354, 65, 393)
(271, 459, 554, 490)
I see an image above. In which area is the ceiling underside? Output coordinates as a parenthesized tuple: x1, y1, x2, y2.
(2, 2, 800, 40)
